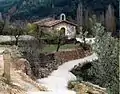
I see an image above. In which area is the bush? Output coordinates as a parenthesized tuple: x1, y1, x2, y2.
(92, 23, 119, 94)
(18, 40, 64, 78)
(71, 23, 119, 94)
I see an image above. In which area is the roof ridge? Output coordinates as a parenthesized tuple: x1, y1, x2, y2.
(34, 19, 77, 27)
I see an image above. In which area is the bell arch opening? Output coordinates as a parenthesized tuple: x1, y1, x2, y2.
(60, 13, 66, 21)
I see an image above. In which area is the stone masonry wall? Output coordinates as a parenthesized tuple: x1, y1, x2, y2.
(54, 48, 91, 63)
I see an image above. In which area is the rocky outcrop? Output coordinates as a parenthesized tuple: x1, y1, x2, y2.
(0, 46, 47, 94)
(15, 58, 33, 78)
(0, 70, 47, 94)
(68, 81, 107, 94)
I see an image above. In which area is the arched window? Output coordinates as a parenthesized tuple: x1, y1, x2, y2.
(60, 27, 65, 35)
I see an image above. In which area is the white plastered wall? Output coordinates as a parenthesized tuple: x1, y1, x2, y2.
(53, 22, 76, 39)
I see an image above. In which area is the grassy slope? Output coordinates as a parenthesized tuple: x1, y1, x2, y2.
(42, 43, 79, 53)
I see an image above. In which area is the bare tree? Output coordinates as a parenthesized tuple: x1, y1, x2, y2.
(9, 22, 26, 46)
(105, 4, 116, 32)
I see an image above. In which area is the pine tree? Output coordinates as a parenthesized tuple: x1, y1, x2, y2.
(76, 2, 88, 48)
(77, 2, 83, 28)
(84, 9, 89, 29)
(100, 12, 105, 25)
(92, 23, 119, 94)
(105, 4, 116, 32)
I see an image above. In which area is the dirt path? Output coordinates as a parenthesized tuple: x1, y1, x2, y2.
(28, 53, 98, 94)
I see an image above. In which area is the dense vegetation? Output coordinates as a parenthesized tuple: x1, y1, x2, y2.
(71, 23, 119, 94)
(0, 0, 119, 94)
(0, 0, 118, 21)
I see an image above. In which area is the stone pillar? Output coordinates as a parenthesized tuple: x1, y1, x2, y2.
(3, 49, 11, 84)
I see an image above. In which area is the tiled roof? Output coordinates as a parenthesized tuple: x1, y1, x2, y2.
(33, 18, 54, 25)
(34, 19, 77, 27)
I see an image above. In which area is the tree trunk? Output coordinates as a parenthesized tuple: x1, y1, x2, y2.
(0, 22, 5, 35)
(15, 36, 19, 46)
(82, 33, 86, 50)
(83, 35, 86, 45)
(56, 39, 61, 52)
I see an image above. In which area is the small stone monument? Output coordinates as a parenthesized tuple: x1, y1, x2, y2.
(3, 49, 11, 83)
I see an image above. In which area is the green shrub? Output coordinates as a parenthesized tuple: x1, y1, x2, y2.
(71, 23, 119, 94)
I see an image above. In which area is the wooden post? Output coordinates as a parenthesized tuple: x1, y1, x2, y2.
(3, 49, 11, 84)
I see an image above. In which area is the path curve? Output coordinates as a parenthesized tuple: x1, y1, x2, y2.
(28, 53, 98, 94)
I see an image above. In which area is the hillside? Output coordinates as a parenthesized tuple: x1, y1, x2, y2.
(0, 0, 118, 21)
(0, 45, 47, 94)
